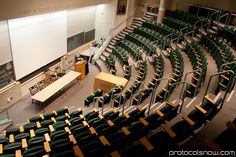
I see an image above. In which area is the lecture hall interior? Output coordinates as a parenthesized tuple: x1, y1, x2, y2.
(0, 0, 236, 156)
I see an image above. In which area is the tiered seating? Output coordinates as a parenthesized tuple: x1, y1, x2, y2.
(218, 25, 236, 48)
(118, 40, 142, 61)
(105, 54, 116, 74)
(200, 33, 236, 93)
(155, 48, 184, 102)
(125, 33, 156, 56)
(132, 55, 165, 105)
(163, 16, 194, 34)
(84, 89, 103, 106)
(184, 42, 208, 97)
(142, 20, 184, 41)
(133, 26, 168, 49)
(139, 95, 223, 156)
(112, 47, 129, 66)
(113, 60, 148, 107)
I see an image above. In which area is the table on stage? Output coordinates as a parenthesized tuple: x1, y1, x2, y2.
(31, 71, 81, 105)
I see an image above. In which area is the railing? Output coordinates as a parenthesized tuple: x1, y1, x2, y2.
(204, 70, 234, 109)
(218, 13, 230, 25)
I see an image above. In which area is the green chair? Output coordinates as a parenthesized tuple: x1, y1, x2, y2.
(23, 145, 46, 157)
(3, 142, 22, 154)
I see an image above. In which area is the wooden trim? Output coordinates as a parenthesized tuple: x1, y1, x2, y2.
(166, 101, 176, 108)
(195, 104, 207, 114)
(182, 115, 195, 126)
(22, 138, 28, 149)
(204, 95, 215, 104)
(89, 127, 97, 135)
(99, 136, 110, 146)
(73, 145, 84, 157)
(155, 109, 164, 117)
(44, 133, 51, 142)
(65, 119, 71, 126)
(9, 134, 14, 143)
(140, 137, 154, 151)
(30, 129, 36, 138)
(139, 117, 149, 126)
(49, 125, 55, 132)
(69, 134, 77, 145)
(111, 151, 121, 157)
(107, 120, 114, 126)
(0, 144, 2, 154)
(15, 150, 22, 157)
(163, 124, 176, 138)
(44, 142, 51, 153)
(19, 125, 24, 133)
(121, 127, 131, 135)
(36, 121, 41, 128)
(64, 127, 71, 134)
(123, 112, 130, 119)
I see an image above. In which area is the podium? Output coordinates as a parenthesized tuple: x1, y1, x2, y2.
(74, 60, 88, 80)
(94, 72, 128, 93)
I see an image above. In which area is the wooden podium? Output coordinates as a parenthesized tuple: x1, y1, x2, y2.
(74, 60, 87, 80)
(94, 72, 128, 93)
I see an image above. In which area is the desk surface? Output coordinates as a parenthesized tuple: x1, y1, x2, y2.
(31, 71, 81, 102)
(95, 72, 128, 87)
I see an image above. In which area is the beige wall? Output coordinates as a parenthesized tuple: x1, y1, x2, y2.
(0, 0, 110, 21)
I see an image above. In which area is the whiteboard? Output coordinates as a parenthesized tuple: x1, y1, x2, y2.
(9, 11, 67, 80)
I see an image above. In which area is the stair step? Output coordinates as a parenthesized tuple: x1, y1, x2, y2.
(105, 48, 113, 53)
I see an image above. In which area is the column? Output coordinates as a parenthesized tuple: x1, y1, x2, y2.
(157, 0, 166, 23)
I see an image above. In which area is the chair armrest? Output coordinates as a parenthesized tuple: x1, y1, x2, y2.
(89, 127, 97, 135)
(123, 112, 130, 119)
(30, 129, 36, 138)
(166, 101, 176, 108)
(0, 144, 2, 154)
(22, 138, 28, 149)
(189, 82, 197, 88)
(19, 125, 24, 133)
(65, 113, 70, 118)
(121, 127, 131, 135)
(44, 142, 51, 153)
(111, 151, 121, 157)
(49, 125, 55, 132)
(139, 118, 149, 126)
(139, 137, 154, 151)
(65, 119, 71, 126)
(182, 115, 195, 126)
(107, 120, 115, 126)
(155, 109, 164, 117)
(195, 104, 207, 114)
(51, 117, 56, 123)
(204, 95, 215, 104)
(36, 121, 41, 128)
(9, 134, 14, 143)
(64, 127, 71, 134)
(163, 124, 176, 138)
(15, 150, 22, 157)
(83, 121, 89, 127)
(98, 114, 104, 119)
(73, 145, 84, 157)
(44, 133, 51, 142)
(69, 134, 77, 145)
(99, 136, 110, 146)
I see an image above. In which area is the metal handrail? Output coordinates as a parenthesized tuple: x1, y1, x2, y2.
(180, 70, 202, 98)
(168, 81, 188, 113)
(218, 13, 230, 25)
(203, 70, 234, 109)
(130, 81, 145, 106)
(110, 86, 123, 108)
(92, 96, 104, 114)
(147, 77, 170, 115)
(150, 5, 159, 14)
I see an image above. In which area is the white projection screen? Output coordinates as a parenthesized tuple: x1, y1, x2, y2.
(9, 11, 67, 80)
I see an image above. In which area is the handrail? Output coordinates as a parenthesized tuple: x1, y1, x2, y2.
(218, 13, 229, 25)
(168, 81, 188, 113)
(130, 81, 145, 106)
(203, 70, 234, 109)
(111, 8, 136, 37)
(150, 5, 159, 13)
(147, 77, 170, 115)
(110, 86, 122, 108)
(92, 96, 105, 115)
(180, 70, 202, 98)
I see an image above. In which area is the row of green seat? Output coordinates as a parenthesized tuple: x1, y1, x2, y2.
(155, 48, 184, 103)
(184, 42, 208, 97)
(163, 16, 195, 34)
(118, 39, 142, 61)
(125, 33, 156, 56)
(105, 54, 116, 75)
(218, 25, 236, 49)
(113, 60, 148, 107)
(168, 10, 209, 27)
(200, 34, 236, 93)
(142, 20, 184, 41)
(132, 55, 165, 106)
(84, 89, 103, 106)
(112, 47, 129, 66)
(133, 26, 168, 49)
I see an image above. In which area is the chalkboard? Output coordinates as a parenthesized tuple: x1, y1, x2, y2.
(0, 61, 15, 89)
(67, 32, 85, 53)
(85, 29, 95, 44)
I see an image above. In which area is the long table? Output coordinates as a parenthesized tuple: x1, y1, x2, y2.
(31, 71, 81, 104)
